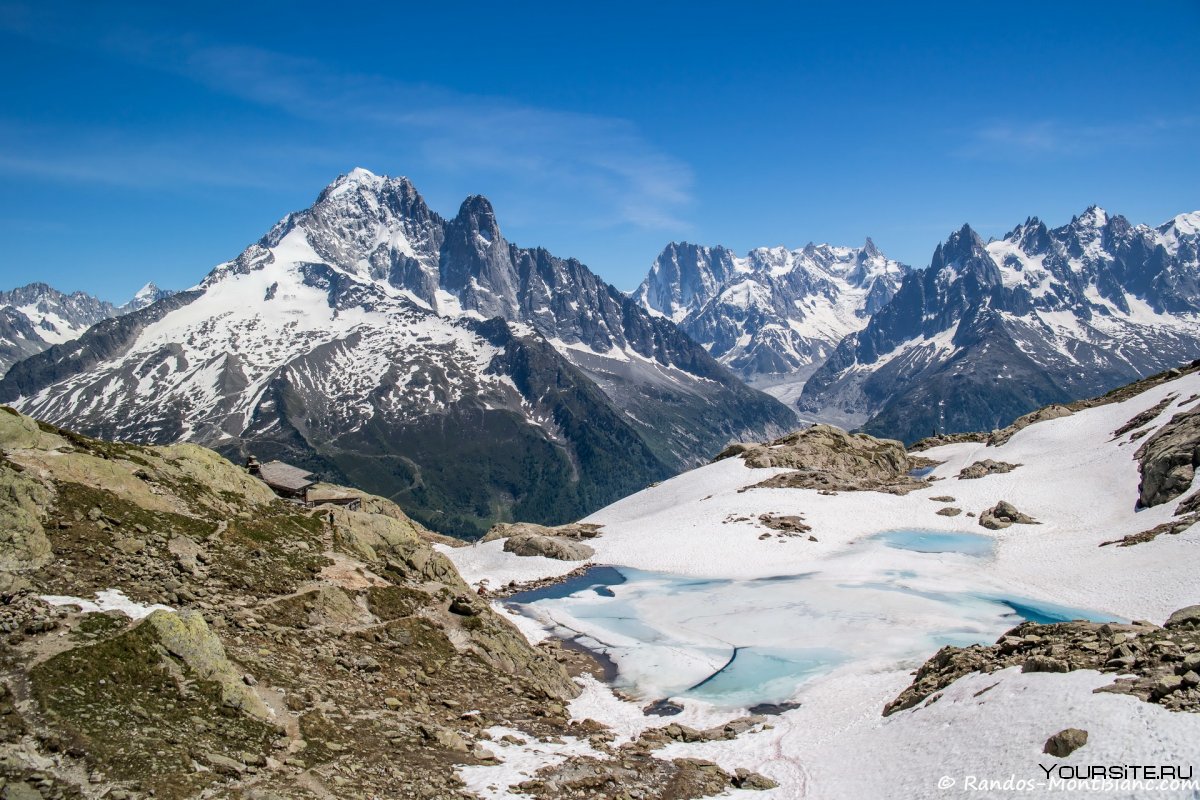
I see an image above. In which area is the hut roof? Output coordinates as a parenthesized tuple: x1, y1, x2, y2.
(257, 461, 316, 492)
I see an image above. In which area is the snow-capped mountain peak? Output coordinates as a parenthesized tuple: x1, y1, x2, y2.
(1, 170, 793, 537)
(1167, 210, 1200, 235)
(633, 238, 909, 392)
(131, 282, 161, 303)
(1159, 211, 1200, 256)
(122, 281, 175, 313)
(1076, 204, 1109, 228)
(320, 166, 390, 199)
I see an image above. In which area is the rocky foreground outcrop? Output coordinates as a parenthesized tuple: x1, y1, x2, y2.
(1136, 406, 1200, 509)
(482, 521, 601, 561)
(481, 521, 604, 543)
(0, 407, 768, 800)
(718, 424, 930, 494)
(503, 534, 595, 561)
(1090, 391, 1200, 547)
(886, 606, 1200, 717)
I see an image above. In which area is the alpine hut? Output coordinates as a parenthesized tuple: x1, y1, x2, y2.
(247, 457, 317, 500)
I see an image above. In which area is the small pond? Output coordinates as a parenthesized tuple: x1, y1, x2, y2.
(874, 529, 995, 556)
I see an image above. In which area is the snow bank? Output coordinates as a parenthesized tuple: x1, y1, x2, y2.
(40, 588, 173, 620)
(447, 371, 1200, 798)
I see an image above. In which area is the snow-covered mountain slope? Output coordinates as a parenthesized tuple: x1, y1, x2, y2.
(0, 282, 173, 376)
(446, 368, 1200, 798)
(800, 207, 1200, 442)
(0, 170, 793, 537)
(633, 239, 908, 404)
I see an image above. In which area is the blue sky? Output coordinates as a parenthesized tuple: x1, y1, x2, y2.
(1, 1, 1197, 302)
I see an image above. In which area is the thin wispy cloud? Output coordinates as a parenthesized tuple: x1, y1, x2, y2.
(0, 123, 289, 190)
(956, 117, 1198, 161)
(179, 43, 695, 229)
(0, 8, 695, 232)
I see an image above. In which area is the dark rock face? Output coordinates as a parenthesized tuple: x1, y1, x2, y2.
(0, 307, 45, 377)
(1136, 408, 1200, 508)
(0, 170, 793, 538)
(801, 209, 1200, 443)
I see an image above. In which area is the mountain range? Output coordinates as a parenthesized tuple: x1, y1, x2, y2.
(0, 282, 172, 376)
(0, 169, 793, 537)
(634, 239, 908, 406)
(799, 207, 1200, 441)
(2, 171, 1197, 528)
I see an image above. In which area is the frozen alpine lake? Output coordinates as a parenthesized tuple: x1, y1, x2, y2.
(507, 530, 1114, 708)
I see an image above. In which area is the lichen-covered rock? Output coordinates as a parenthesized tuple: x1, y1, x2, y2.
(1136, 408, 1200, 508)
(503, 533, 595, 561)
(733, 424, 927, 494)
(330, 506, 467, 588)
(145, 610, 269, 719)
(308, 482, 466, 547)
(459, 613, 580, 701)
(482, 521, 603, 543)
(0, 406, 70, 452)
(160, 443, 277, 507)
(331, 506, 423, 561)
(0, 462, 52, 572)
(742, 424, 908, 475)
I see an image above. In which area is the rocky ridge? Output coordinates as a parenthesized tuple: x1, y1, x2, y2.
(886, 609, 1200, 717)
(718, 423, 931, 494)
(0, 407, 778, 799)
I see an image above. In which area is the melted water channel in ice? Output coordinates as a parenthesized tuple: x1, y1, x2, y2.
(507, 530, 1116, 708)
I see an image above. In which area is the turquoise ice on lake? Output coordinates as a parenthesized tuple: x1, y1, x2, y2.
(507, 530, 1117, 708)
